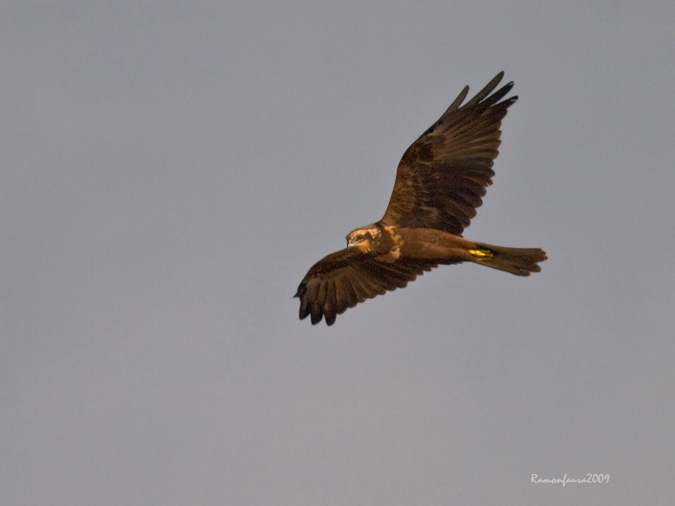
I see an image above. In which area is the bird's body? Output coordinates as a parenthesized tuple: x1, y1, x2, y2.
(295, 72, 547, 325)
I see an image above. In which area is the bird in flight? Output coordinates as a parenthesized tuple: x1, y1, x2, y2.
(295, 72, 546, 325)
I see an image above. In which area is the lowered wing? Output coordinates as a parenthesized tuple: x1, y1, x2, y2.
(295, 248, 437, 325)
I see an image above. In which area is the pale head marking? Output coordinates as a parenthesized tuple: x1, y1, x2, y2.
(347, 225, 381, 251)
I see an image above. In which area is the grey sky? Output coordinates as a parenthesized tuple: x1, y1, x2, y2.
(2, 1, 674, 505)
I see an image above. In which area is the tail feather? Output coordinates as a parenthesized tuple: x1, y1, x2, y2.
(472, 243, 547, 276)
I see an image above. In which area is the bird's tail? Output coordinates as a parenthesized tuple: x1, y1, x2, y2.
(469, 242, 547, 276)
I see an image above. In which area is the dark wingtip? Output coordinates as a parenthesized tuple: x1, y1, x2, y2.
(294, 281, 306, 298)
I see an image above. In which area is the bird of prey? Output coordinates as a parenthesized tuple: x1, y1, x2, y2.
(295, 72, 546, 326)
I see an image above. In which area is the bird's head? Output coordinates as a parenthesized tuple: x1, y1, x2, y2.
(346, 225, 381, 253)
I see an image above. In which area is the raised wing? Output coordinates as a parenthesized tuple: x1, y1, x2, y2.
(380, 72, 517, 236)
(294, 249, 437, 326)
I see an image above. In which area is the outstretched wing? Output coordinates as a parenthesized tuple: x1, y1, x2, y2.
(380, 72, 517, 236)
(294, 249, 437, 326)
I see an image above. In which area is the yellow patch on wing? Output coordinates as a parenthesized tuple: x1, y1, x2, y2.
(383, 225, 402, 244)
(375, 225, 403, 263)
(469, 248, 494, 261)
(354, 242, 372, 254)
(375, 245, 401, 263)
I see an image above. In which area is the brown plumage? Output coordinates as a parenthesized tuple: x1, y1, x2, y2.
(295, 72, 547, 326)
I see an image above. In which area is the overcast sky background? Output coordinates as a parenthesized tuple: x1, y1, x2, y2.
(2, 1, 674, 505)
